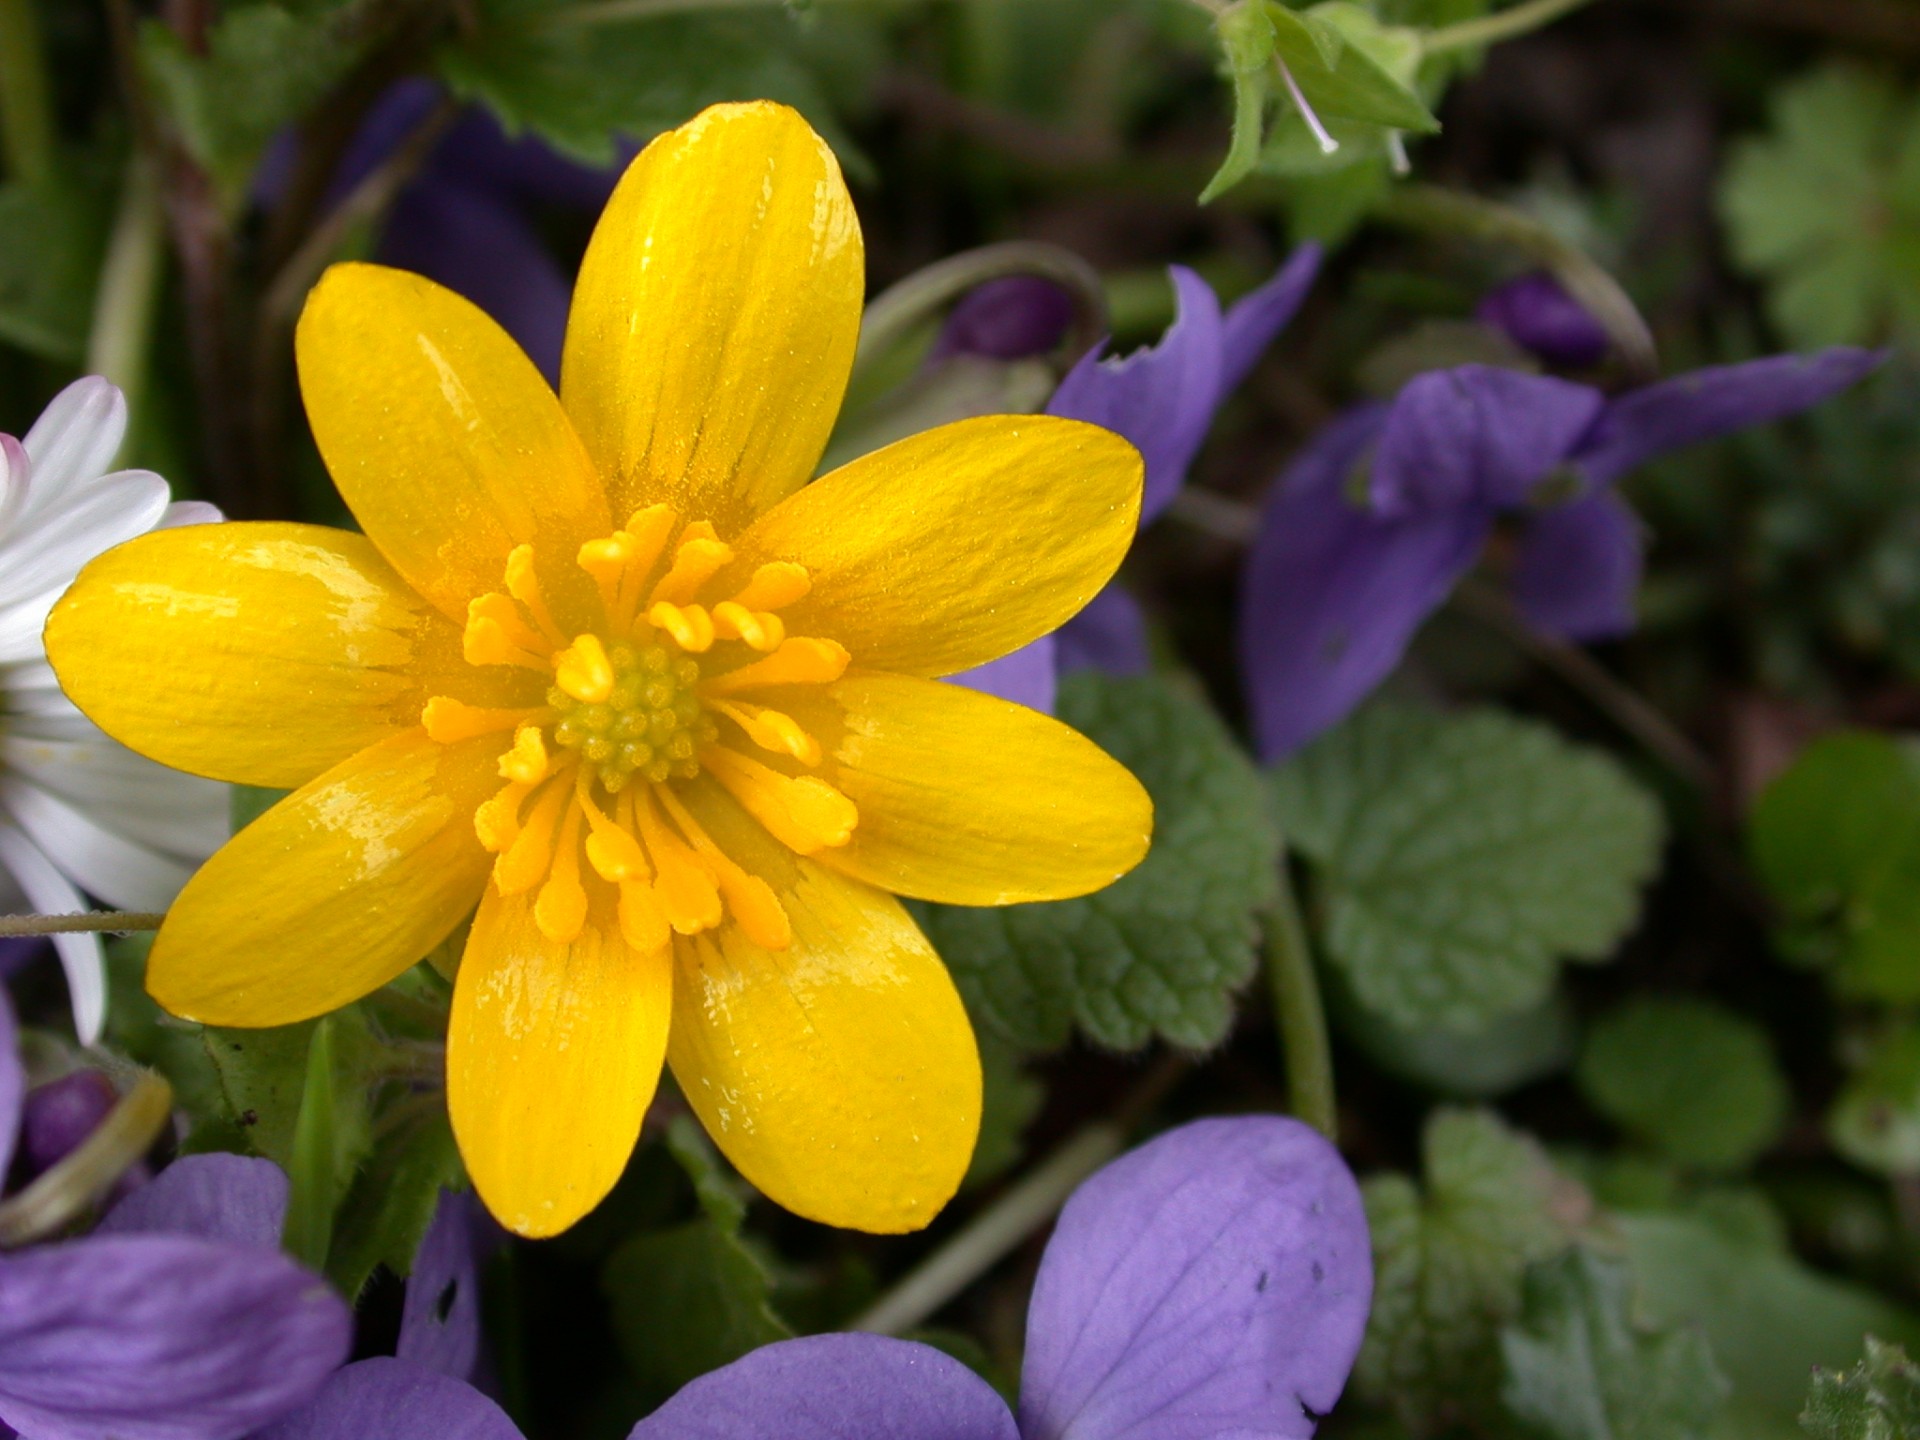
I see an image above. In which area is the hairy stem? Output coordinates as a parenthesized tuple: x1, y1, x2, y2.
(1424, 0, 1599, 53)
(1265, 867, 1337, 1140)
(0, 911, 167, 936)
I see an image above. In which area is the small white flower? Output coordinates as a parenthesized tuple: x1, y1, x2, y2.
(0, 378, 228, 1043)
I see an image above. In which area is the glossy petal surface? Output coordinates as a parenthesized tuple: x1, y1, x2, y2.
(296, 263, 610, 623)
(669, 785, 980, 1234)
(449, 891, 671, 1239)
(1018, 1117, 1373, 1440)
(1240, 408, 1491, 759)
(0, 1235, 350, 1440)
(628, 1334, 1019, 1440)
(1512, 491, 1644, 642)
(46, 523, 462, 788)
(561, 101, 862, 534)
(147, 731, 499, 1026)
(255, 1359, 521, 1440)
(98, 1154, 288, 1248)
(742, 415, 1141, 678)
(777, 672, 1152, 905)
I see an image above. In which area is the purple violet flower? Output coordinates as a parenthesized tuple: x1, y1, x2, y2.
(0, 995, 351, 1440)
(1476, 273, 1612, 370)
(1239, 349, 1882, 759)
(629, 1115, 1372, 1440)
(953, 249, 1323, 712)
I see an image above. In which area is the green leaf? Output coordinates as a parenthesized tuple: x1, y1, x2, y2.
(1269, 2, 1437, 133)
(1802, 1337, 1920, 1440)
(1829, 1023, 1920, 1176)
(0, 169, 112, 362)
(1501, 1249, 1728, 1440)
(325, 1098, 464, 1302)
(437, 3, 865, 168)
(1355, 1108, 1586, 1433)
(1339, 984, 1576, 1097)
(1621, 1213, 1920, 1440)
(602, 1118, 790, 1404)
(1718, 65, 1920, 347)
(1200, 0, 1278, 204)
(282, 1015, 346, 1267)
(1576, 997, 1788, 1171)
(1272, 704, 1664, 1031)
(139, 5, 364, 206)
(1749, 731, 1920, 1000)
(919, 672, 1279, 1053)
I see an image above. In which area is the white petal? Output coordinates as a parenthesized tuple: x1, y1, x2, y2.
(3, 732, 228, 860)
(159, 500, 223, 528)
(0, 469, 170, 605)
(0, 822, 105, 1043)
(1, 777, 196, 909)
(0, 435, 29, 533)
(20, 377, 125, 511)
(0, 587, 59, 665)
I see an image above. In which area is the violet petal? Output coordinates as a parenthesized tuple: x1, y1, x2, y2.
(950, 635, 1059, 714)
(397, 1189, 496, 1382)
(1057, 585, 1152, 678)
(1512, 490, 1645, 642)
(934, 276, 1078, 363)
(1369, 366, 1605, 518)
(627, 1334, 1019, 1440)
(0, 988, 21, 1180)
(0, 1235, 350, 1440)
(21, 1071, 116, 1177)
(97, 1153, 288, 1249)
(1017, 1117, 1372, 1440)
(1572, 348, 1883, 489)
(1220, 245, 1322, 395)
(1240, 407, 1492, 760)
(1475, 273, 1611, 370)
(1049, 266, 1226, 525)
(253, 1359, 520, 1440)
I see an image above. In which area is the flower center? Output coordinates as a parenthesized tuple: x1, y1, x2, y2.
(420, 506, 862, 956)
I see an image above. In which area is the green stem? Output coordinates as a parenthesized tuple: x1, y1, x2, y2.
(0, 911, 166, 937)
(86, 156, 166, 424)
(1373, 183, 1658, 381)
(1423, 0, 1599, 53)
(0, 0, 54, 185)
(1266, 862, 1337, 1140)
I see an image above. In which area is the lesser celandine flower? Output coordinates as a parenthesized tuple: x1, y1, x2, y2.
(48, 102, 1151, 1238)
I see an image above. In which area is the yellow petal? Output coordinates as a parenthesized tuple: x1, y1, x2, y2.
(560, 102, 863, 536)
(765, 671, 1151, 904)
(45, 523, 492, 789)
(668, 780, 980, 1233)
(296, 263, 611, 624)
(737, 416, 1142, 677)
(448, 890, 670, 1239)
(147, 730, 499, 1026)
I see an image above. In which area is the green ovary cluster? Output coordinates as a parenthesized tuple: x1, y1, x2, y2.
(546, 640, 719, 792)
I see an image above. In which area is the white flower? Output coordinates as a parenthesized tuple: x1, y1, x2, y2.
(0, 378, 228, 1043)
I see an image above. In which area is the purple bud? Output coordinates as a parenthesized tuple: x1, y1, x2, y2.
(22, 1070, 117, 1176)
(933, 276, 1077, 362)
(1476, 273, 1611, 369)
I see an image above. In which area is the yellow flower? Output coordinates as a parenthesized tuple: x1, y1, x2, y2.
(46, 102, 1150, 1239)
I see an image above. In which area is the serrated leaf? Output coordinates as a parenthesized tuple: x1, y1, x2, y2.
(1802, 1337, 1920, 1440)
(1576, 997, 1788, 1171)
(1355, 1108, 1586, 1433)
(1749, 730, 1920, 1000)
(1829, 1023, 1920, 1176)
(1622, 1213, 1920, 1440)
(326, 1098, 464, 1303)
(436, 2, 863, 168)
(919, 671, 1279, 1053)
(1502, 1249, 1728, 1440)
(1339, 984, 1576, 1097)
(1273, 704, 1664, 1031)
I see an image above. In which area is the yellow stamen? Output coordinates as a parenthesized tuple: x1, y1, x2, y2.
(650, 533, 734, 607)
(464, 594, 550, 670)
(729, 562, 811, 612)
(632, 787, 722, 934)
(577, 530, 637, 616)
(533, 799, 589, 943)
(710, 698, 822, 766)
(656, 787, 791, 949)
(580, 785, 650, 883)
(613, 505, 680, 630)
(498, 725, 551, 785)
(704, 637, 849, 695)
(504, 545, 566, 647)
(619, 879, 671, 954)
(423, 697, 537, 745)
(703, 745, 858, 853)
(555, 633, 616, 704)
(648, 602, 716, 653)
(493, 777, 572, 895)
(711, 602, 785, 652)
(475, 779, 534, 852)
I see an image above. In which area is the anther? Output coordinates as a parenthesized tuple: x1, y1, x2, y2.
(703, 746, 857, 853)
(650, 534, 734, 607)
(729, 562, 811, 613)
(555, 634, 616, 704)
(504, 545, 566, 646)
(498, 725, 551, 785)
(533, 800, 589, 943)
(423, 697, 535, 744)
(648, 602, 716, 653)
(632, 789, 723, 934)
(710, 698, 823, 766)
(704, 637, 849, 695)
(712, 602, 784, 652)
